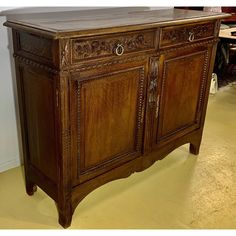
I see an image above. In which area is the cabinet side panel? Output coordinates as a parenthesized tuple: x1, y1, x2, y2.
(19, 65, 57, 182)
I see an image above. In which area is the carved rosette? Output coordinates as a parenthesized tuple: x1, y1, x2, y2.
(60, 39, 70, 68)
(71, 30, 155, 61)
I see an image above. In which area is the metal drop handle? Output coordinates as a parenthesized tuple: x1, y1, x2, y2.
(115, 44, 124, 56)
(188, 32, 195, 42)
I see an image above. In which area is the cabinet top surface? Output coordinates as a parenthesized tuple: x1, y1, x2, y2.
(4, 8, 229, 38)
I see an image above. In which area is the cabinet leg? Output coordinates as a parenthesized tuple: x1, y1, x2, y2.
(189, 140, 201, 155)
(57, 203, 73, 228)
(26, 180, 37, 196)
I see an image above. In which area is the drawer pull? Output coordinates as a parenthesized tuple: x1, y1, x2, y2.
(188, 32, 195, 42)
(115, 44, 124, 56)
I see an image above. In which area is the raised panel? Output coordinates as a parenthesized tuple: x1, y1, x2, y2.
(71, 65, 146, 183)
(156, 49, 209, 143)
(19, 66, 57, 181)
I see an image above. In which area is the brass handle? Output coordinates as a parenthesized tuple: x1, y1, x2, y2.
(188, 32, 195, 42)
(115, 44, 124, 56)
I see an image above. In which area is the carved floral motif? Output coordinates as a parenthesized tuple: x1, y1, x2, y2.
(148, 58, 158, 107)
(161, 23, 214, 46)
(72, 31, 155, 61)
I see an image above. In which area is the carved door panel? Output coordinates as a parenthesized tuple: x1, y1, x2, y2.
(70, 59, 148, 184)
(144, 45, 211, 151)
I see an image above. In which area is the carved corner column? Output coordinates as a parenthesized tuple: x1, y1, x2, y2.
(57, 38, 73, 228)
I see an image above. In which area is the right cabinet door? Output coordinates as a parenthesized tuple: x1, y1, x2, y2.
(148, 44, 212, 149)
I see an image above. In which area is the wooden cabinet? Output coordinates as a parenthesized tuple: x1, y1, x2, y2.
(4, 8, 229, 228)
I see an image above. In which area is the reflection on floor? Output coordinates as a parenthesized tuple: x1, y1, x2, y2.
(0, 84, 236, 229)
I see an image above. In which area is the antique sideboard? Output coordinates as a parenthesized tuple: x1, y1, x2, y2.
(4, 8, 229, 228)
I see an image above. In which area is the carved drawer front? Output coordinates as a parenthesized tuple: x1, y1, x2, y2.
(71, 29, 157, 62)
(160, 22, 215, 48)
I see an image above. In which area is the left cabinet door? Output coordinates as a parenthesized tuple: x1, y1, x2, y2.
(70, 59, 148, 184)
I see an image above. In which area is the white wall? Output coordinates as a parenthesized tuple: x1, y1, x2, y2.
(0, 14, 20, 172)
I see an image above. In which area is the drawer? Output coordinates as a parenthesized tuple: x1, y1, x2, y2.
(70, 29, 157, 63)
(160, 22, 215, 48)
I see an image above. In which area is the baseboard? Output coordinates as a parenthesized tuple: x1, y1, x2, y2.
(0, 158, 21, 173)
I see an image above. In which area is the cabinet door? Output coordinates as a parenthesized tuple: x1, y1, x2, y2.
(70, 60, 147, 184)
(145, 45, 211, 150)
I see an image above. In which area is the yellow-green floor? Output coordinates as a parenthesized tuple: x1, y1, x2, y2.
(0, 85, 236, 229)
